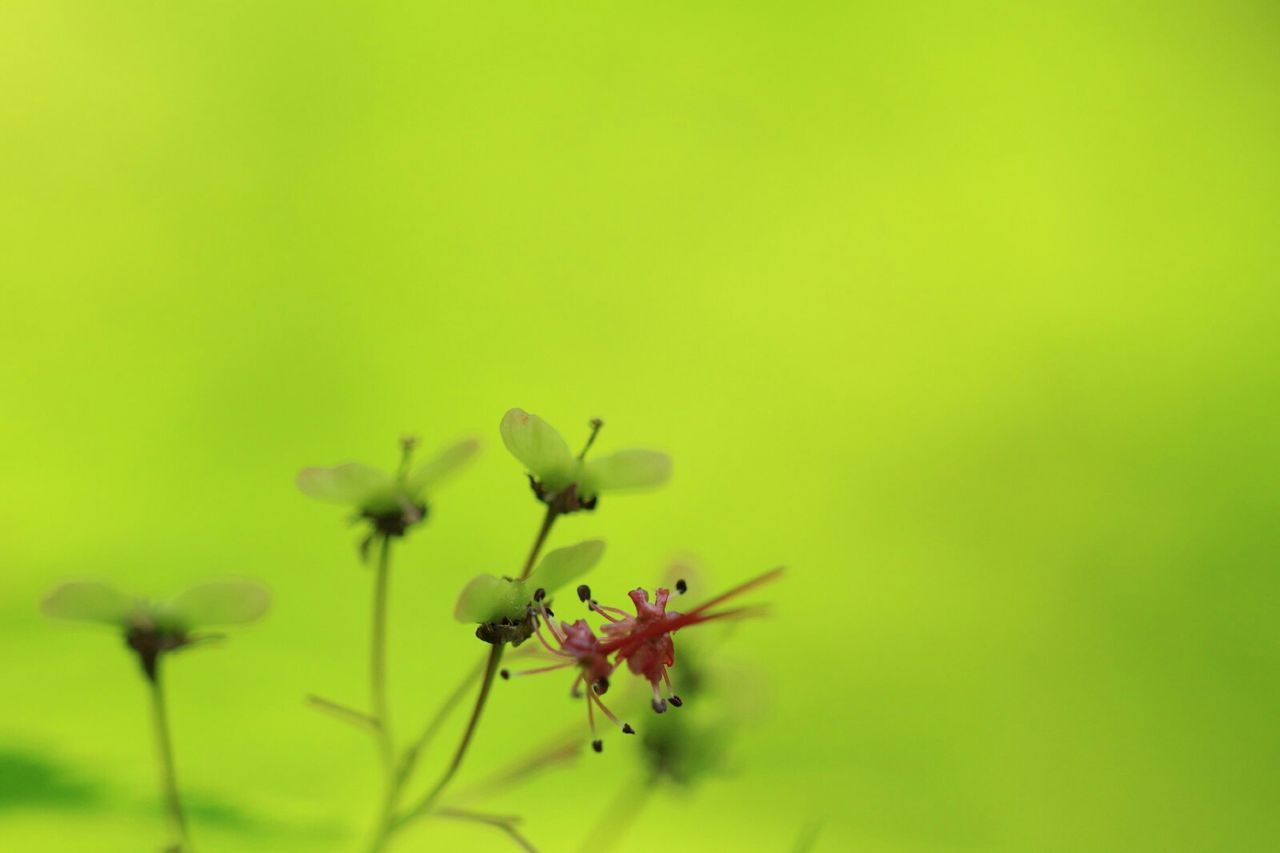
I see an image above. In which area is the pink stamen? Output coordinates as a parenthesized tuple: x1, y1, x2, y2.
(507, 661, 575, 677)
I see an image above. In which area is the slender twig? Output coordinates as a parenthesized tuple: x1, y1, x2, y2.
(436, 808, 539, 852)
(578, 772, 658, 853)
(520, 504, 557, 580)
(372, 535, 394, 764)
(306, 694, 381, 734)
(446, 729, 582, 806)
(148, 662, 189, 851)
(395, 644, 504, 825)
(366, 535, 397, 851)
(393, 658, 486, 792)
(391, 507, 560, 835)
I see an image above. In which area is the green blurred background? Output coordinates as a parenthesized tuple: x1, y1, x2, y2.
(2, 1, 1277, 850)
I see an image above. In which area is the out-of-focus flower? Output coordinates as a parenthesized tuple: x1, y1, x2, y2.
(297, 436, 478, 556)
(42, 579, 270, 679)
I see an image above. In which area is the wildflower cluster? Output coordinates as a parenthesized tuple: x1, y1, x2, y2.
(41, 406, 780, 853)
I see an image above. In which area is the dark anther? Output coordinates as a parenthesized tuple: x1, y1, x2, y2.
(592, 739, 604, 753)
(622, 723, 635, 735)
(533, 587, 546, 602)
(669, 695, 683, 707)
(545, 606, 554, 618)
(675, 579, 688, 595)
(652, 698, 668, 714)
(577, 584, 591, 602)
(500, 669, 510, 680)
(592, 677, 609, 695)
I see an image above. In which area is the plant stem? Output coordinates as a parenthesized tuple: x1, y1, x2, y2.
(436, 808, 539, 852)
(520, 504, 557, 580)
(148, 662, 189, 851)
(395, 644, 504, 826)
(390, 508, 559, 836)
(393, 658, 486, 795)
(368, 534, 396, 849)
(372, 536, 394, 760)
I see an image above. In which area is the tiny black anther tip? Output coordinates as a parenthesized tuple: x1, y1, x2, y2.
(577, 584, 591, 602)
(499, 669, 510, 680)
(652, 698, 668, 714)
(533, 587, 546, 602)
(622, 723, 635, 734)
(675, 579, 688, 595)
(669, 695, 683, 707)
(592, 739, 604, 753)
(593, 677, 609, 695)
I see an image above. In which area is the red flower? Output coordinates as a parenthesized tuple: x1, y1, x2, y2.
(500, 568, 780, 752)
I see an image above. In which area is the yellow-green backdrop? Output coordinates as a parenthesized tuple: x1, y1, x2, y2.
(1, 2, 1277, 851)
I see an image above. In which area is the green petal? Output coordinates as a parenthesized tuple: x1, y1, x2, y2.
(161, 580, 271, 629)
(499, 409, 573, 483)
(41, 581, 136, 626)
(297, 463, 392, 505)
(453, 574, 529, 623)
(406, 438, 480, 496)
(528, 539, 605, 594)
(580, 449, 672, 497)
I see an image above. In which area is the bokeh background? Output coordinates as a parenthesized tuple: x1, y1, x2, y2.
(2, 2, 1277, 851)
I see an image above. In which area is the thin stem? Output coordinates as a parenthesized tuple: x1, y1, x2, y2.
(396, 644, 504, 825)
(578, 773, 658, 853)
(519, 504, 557, 580)
(577, 418, 604, 460)
(148, 662, 189, 851)
(372, 535, 394, 765)
(388, 504, 559, 839)
(366, 535, 395, 852)
(436, 808, 539, 852)
(391, 504, 558, 829)
(393, 658, 486, 793)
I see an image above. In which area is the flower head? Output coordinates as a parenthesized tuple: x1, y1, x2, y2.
(500, 567, 781, 751)
(453, 539, 606, 646)
(297, 436, 478, 556)
(500, 409, 671, 514)
(42, 579, 271, 680)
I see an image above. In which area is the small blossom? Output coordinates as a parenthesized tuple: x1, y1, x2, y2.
(297, 436, 478, 555)
(502, 568, 781, 750)
(42, 579, 270, 680)
(499, 409, 671, 513)
(454, 540, 606, 646)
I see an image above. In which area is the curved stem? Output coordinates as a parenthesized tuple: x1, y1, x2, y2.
(393, 657, 486, 794)
(436, 808, 539, 852)
(578, 772, 658, 853)
(520, 505, 557, 580)
(395, 644, 504, 826)
(372, 535, 394, 762)
(148, 662, 189, 851)
(367, 535, 396, 851)
(391, 507, 559, 837)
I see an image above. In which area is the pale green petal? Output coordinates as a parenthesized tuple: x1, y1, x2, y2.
(499, 409, 573, 483)
(296, 463, 392, 505)
(527, 539, 605, 594)
(406, 438, 480, 496)
(41, 581, 136, 626)
(161, 580, 271, 629)
(580, 449, 672, 497)
(453, 573, 529, 623)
